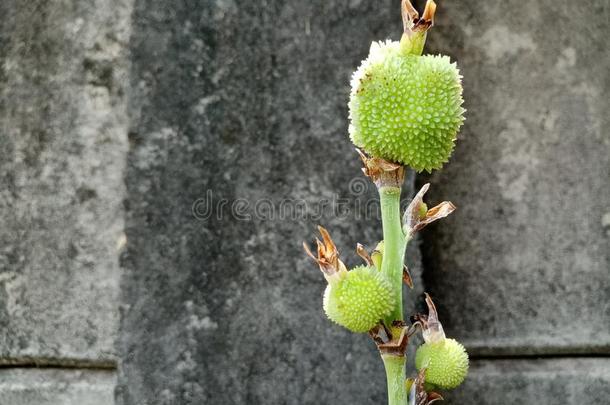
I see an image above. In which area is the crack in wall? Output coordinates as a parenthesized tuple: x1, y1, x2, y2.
(0, 357, 117, 370)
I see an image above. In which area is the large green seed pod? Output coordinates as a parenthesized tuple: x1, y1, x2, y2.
(415, 338, 469, 389)
(323, 265, 395, 333)
(349, 40, 465, 172)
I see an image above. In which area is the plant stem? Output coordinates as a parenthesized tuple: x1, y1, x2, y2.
(399, 32, 427, 56)
(379, 185, 409, 405)
(382, 354, 408, 405)
(379, 186, 408, 323)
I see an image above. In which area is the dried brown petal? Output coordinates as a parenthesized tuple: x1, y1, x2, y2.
(421, 0, 437, 28)
(410, 368, 428, 405)
(409, 367, 444, 405)
(422, 293, 446, 343)
(356, 148, 405, 189)
(402, 0, 419, 28)
(402, 0, 436, 35)
(410, 294, 446, 344)
(377, 325, 409, 356)
(403, 264, 414, 288)
(427, 392, 444, 404)
(403, 183, 455, 237)
(303, 226, 347, 280)
(368, 323, 391, 345)
(356, 243, 374, 266)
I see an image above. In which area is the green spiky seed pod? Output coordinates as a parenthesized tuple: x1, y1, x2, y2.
(323, 265, 395, 333)
(415, 338, 469, 389)
(349, 40, 465, 172)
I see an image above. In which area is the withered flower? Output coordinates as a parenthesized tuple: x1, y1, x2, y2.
(356, 148, 405, 189)
(407, 368, 444, 405)
(403, 183, 455, 237)
(303, 225, 347, 283)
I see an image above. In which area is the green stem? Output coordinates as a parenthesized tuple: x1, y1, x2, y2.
(382, 355, 408, 405)
(379, 186, 408, 323)
(399, 32, 426, 56)
(379, 185, 409, 405)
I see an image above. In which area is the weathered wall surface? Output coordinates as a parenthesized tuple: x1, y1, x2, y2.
(117, 1, 422, 403)
(0, 0, 132, 403)
(449, 359, 610, 404)
(423, 0, 609, 355)
(118, 0, 609, 404)
(421, 0, 610, 403)
(0, 369, 116, 405)
(1, 0, 608, 404)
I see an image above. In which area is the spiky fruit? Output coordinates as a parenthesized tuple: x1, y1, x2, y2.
(349, 40, 464, 172)
(323, 265, 395, 333)
(415, 338, 469, 389)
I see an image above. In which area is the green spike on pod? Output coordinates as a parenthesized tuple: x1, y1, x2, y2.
(323, 265, 395, 333)
(348, 40, 465, 172)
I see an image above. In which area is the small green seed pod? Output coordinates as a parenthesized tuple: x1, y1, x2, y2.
(415, 338, 469, 389)
(414, 294, 468, 389)
(323, 265, 395, 333)
(348, 39, 465, 172)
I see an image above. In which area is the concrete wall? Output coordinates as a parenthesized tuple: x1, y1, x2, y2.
(1, 0, 608, 404)
(0, 0, 132, 403)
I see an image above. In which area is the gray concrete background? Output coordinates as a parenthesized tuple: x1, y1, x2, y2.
(422, 0, 610, 357)
(0, 0, 608, 404)
(1, 0, 132, 403)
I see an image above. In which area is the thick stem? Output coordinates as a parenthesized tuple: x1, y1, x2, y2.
(379, 186, 408, 323)
(379, 185, 409, 404)
(382, 354, 408, 405)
